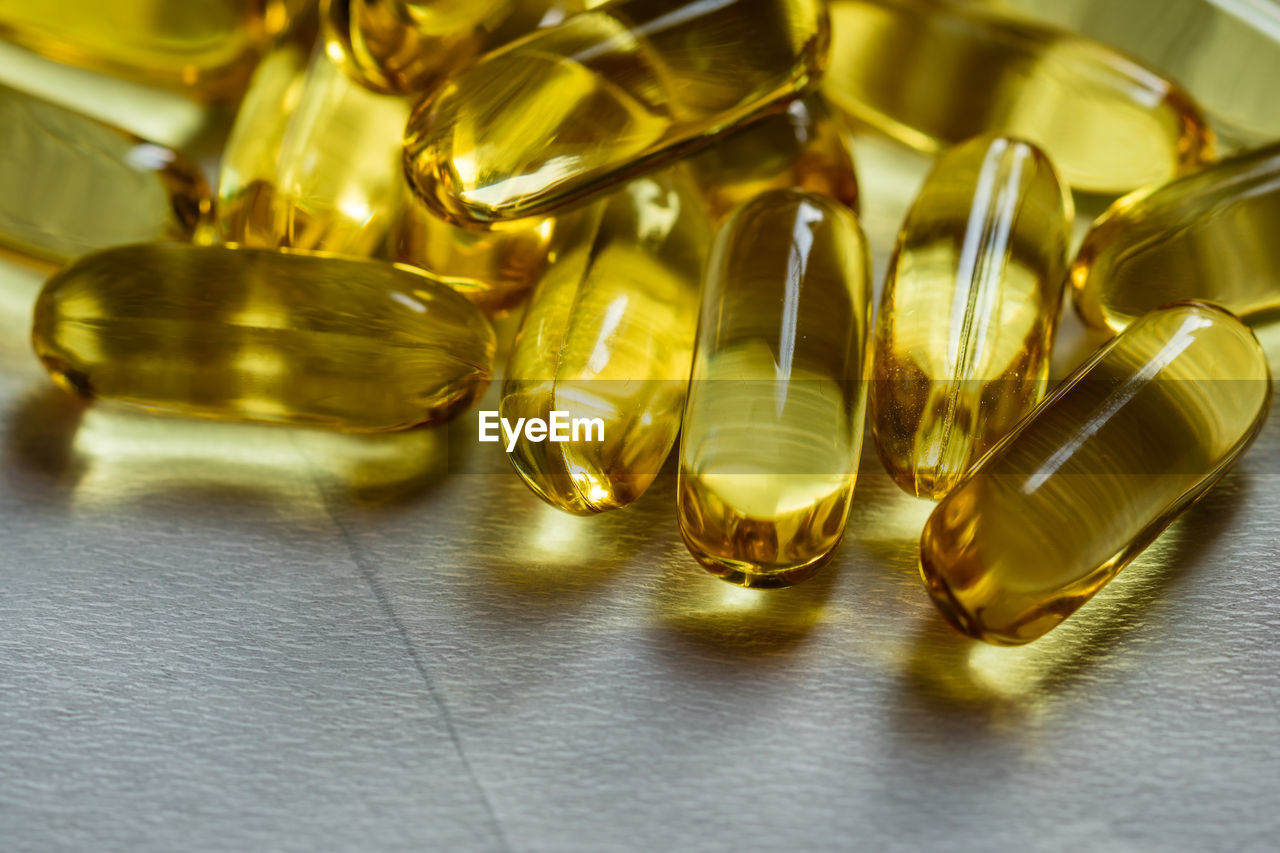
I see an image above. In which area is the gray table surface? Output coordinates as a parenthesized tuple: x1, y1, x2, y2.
(2, 42, 1279, 853)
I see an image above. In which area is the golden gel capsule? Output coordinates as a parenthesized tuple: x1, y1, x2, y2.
(501, 169, 712, 514)
(403, 0, 828, 227)
(976, 0, 1280, 147)
(216, 43, 409, 255)
(1073, 143, 1280, 336)
(391, 194, 556, 315)
(687, 94, 860, 222)
(0, 1, 291, 99)
(32, 244, 495, 431)
(0, 85, 210, 268)
(324, 0, 598, 95)
(920, 302, 1273, 645)
(678, 190, 873, 588)
(823, 0, 1212, 194)
(871, 136, 1072, 500)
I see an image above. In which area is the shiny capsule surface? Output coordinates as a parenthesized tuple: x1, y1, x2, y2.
(403, 0, 827, 227)
(0, 85, 210, 267)
(0, 0, 291, 99)
(501, 170, 711, 514)
(678, 190, 873, 588)
(977, 0, 1280, 147)
(687, 94, 859, 222)
(324, 0, 598, 94)
(391, 194, 556, 315)
(823, 0, 1212, 194)
(33, 244, 495, 431)
(1073, 143, 1280, 335)
(871, 136, 1072, 500)
(216, 43, 409, 255)
(920, 303, 1272, 645)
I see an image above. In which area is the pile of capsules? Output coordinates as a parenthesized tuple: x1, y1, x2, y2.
(2, 0, 1277, 646)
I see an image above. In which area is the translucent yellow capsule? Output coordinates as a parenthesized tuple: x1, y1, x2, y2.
(216, 43, 409, 255)
(0, 85, 211, 268)
(390, 194, 557, 315)
(323, 0, 598, 95)
(973, 0, 1280, 147)
(0, 0, 295, 99)
(32, 244, 495, 431)
(686, 94, 860, 222)
(501, 169, 712, 514)
(678, 190, 873, 588)
(403, 0, 828, 227)
(823, 0, 1213, 194)
(920, 302, 1272, 645)
(871, 136, 1072, 500)
(1073, 143, 1280, 336)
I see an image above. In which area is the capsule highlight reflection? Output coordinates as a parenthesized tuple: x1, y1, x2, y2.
(0, 85, 210, 268)
(871, 136, 1072, 500)
(678, 190, 873, 588)
(216, 44, 409, 255)
(0, 0, 293, 99)
(687, 94, 859, 222)
(501, 169, 712, 514)
(823, 0, 1212, 194)
(33, 245, 495, 431)
(1072, 143, 1280, 336)
(403, 0, 828, 226)
(323, 0, 598, 94)
(920, 303, 1273, 645)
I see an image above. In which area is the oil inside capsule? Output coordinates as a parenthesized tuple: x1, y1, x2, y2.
(871, 135, 1072, 500)
(0, 0, 294, 99)
(216, 43, 409, 255)
(686, 94, 859, 222)
(973, 0, 1280, 147)
(324, 0, 600, 95)
(0, 84, 210, 268)
(678, 190, 873, 588)
(920, 302, 1273, 645)
(823, 0, 1212, 194)
(391, 192, 558, 315)
(32, 244, 495, 431)
(501, 169, 712, 514)
(403, 0, 828, 227)
(1073, 143, 1280, 336)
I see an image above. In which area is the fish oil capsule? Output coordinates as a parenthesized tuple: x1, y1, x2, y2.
(1073, 143, 1280, 336)
(686, 94, 860, 222)
(324, 0, 598, 95)
(678, 190, 873, 588)
(501, 169, 712, 514)
(871, 136, 1072, 500)
(920, 302, 1272, 645)
(32, 244, 495, 431)
(391, 194, 556, 314)
(823, 0, 1212, 194)
(0, 0, 294, 99)
(0, 85, 210, 268)
(403, 0, 827, 227)
(216, 43, 409, 255)
(973, 0, 1280, 147)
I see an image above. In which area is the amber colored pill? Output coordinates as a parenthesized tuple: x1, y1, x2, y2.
(678, 190, 873, 588)
(920, 303, 1272, 645)
(403, 0, 827, 227)
(32, 244, 495, 432)
(0, 84, 210, 268)
(1072, 143, 1280, 337)
(823, 0, 1212, 194)
(871, 136, 1072, 499)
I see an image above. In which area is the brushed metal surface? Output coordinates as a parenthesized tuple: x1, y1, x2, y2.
(1, 64, 1279, 853)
